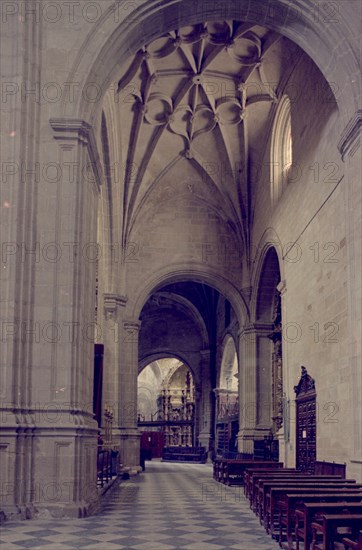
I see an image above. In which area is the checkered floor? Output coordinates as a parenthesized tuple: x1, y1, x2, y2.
(0, 461, 279, 549)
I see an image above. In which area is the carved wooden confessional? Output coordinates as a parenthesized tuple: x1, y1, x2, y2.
(294, 366, 317, 472)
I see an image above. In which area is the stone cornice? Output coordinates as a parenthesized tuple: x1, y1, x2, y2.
(49, 117, 103, 190)
(104, 293, 127, 309)
(338, 110, 361, 161)
(213, 388, 238, 395)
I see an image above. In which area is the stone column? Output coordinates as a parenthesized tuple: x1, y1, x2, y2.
(238, 325, 257, 454)
(1, 117, 103, 519)
(197, 350, 213, 456)
(118, 320, 141, 474)
(34, 119, 101, 517)
(237, 323, 273, 454)
(102, 294, 127, 444)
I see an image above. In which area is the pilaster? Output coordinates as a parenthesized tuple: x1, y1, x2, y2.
(102, 293, 127, 440)
(118, 320, 142, 473)
(237, 323, 273, 454)
(197, 350, 213, 456)
(0, 117, 104, 519)
(338, 110, 362, 477)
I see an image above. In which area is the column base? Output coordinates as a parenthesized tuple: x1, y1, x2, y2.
(29, 499, 99, 520)
(119, 428, 141, 471)
(237, 429, 254, 455)
(198, 430, 213, 459)
(237, 427, 271, 455)
(0, 409, 99, 520)
(275, 428, 286, 465)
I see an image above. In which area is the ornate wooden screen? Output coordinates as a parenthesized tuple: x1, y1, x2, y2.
(294, 366, 317, 472)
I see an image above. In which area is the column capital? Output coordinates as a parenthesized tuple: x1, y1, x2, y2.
(123, 320, 141, 332)
(238, 322, 273, 338)
(104, 293, 127, 314)
(338, 109, 361, 161)
(49, 117, 103, 189)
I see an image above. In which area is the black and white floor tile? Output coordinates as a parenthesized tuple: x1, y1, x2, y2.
(0, 462, 279, 549)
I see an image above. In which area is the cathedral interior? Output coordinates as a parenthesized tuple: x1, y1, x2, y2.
(0, 0, 361, 548)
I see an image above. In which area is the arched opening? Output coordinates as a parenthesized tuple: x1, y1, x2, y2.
(138, 357, 196, 459)
(137, 279, 240, 460)
(254, 247, 282, 458)
(215, 336, 239, 456)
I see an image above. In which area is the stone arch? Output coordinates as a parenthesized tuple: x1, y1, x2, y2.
(61, 0, 359, 127)
(97, 89, 124, 294)
(138, 352, 199, 387)
(256, 248, 282, 322)
(166, 362, 194, 393)
(130, 263, 249, 326)
(252, 242, 284, 435)
(155, 292, 209, 350)
(250, 230, 284, 321)
(97, 112, 113, 294)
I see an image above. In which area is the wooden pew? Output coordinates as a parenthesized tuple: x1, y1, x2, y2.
(244, 468, 297, 498)
(315, 460, 347, 478)
(248, 470, 303, 503)
(256, 476, 351, 518)
(266, 483, 361, 534)
(292, 500, 362, 550)
(251, 473, 343, 511)
(311, 514, 362, 550)
(266, 484, 362, 535)
(220, 460, 283, 485)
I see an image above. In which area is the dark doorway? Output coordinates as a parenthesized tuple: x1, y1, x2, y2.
(294, 366, 317, 472)
(140, 431, 165, 459)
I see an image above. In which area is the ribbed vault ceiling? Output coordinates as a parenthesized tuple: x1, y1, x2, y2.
(116, 20, 302, 246)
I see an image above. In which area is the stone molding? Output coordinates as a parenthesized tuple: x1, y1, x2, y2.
(338, 109, 362, 161)
(277, 279, 287, 295)
(49, 118, 103, 190)
(104, 293, 127, 316)
(123, 320, 141, 331)
(238, 322, 274, 337)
